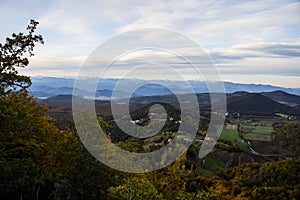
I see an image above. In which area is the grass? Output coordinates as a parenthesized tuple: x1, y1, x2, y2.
(240, 124, 255, 133)
(240, 124, 274, 141)
(220, 125, 249, 151)
(243, 133, 272, 141)
(254, 126, 274, 134)
(241, 127, 254, 132)
(241, 124, 255, 129)
(220, 128, 240, 141)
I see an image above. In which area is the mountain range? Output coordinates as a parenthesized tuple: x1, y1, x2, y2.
(39, 91, 300, 117)
(30, 77, 300, 99)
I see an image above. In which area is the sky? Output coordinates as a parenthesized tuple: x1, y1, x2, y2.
(0, 0, 300, 88)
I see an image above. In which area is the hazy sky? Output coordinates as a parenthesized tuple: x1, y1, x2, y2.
(1, 0, 300, 87)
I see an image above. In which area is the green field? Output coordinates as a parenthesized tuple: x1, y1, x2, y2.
(220, 128, 240, 141)
(240, 124, 274, 141)
(254, 126, 274, 134)
(220, 126, 248, 151)
(240, 124, 255, 133)
(241, 124, 255, 129)
(243, 133, 272, 141)
(241, 127, 254, 132)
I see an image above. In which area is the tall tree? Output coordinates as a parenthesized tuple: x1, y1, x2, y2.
(0, 92, 60, 199)
(0, 19, 44, 96)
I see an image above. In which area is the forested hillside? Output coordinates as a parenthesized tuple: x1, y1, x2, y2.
(274, 122, 300, 155)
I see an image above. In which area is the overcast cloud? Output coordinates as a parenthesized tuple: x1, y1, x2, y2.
(0, 0, 299, 87)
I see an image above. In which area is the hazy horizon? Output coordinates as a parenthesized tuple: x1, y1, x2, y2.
(31, 75, 300, 89)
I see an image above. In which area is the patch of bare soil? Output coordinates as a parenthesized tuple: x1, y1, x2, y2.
(248, 140, 294, 157)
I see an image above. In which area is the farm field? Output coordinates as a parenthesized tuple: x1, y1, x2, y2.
(240, 124, 255, 132)
(253, 125, 274, 134)
(241, 124, 274, 141)
(243, 133, 272, 141)
(241, 124, 255, 129)
(220, 125, 249, 151)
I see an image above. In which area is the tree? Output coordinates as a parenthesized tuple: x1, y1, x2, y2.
(0, 19, 44, 96)
(53, 146, 123, 200)
(210, 159, 300, 199)
(0, 20, 84, 199)
(0, 92, 62, 199)
(274, 122, 300, 155)
(108, 177, 164, 200)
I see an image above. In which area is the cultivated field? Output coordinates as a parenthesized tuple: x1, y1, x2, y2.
(241, 124, 274, 141)
(220, 125, 248, 151)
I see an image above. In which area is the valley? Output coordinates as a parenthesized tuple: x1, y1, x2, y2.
(39, 90, 300, 177)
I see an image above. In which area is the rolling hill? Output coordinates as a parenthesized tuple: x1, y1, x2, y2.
(227, 93, 300, 116)
(40, 91, 300, 119)
(261, 90, 300, 108)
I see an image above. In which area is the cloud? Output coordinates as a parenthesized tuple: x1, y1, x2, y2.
(232, 42, 300, 57)
(119, 0, 300, 46)
(208, 40, 300, 77)
(1, 0, 300, 87)
(210, 40, 300, 60)
(217, 57, 300, 75)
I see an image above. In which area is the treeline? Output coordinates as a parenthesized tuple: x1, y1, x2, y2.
(274, 122, 300, 155)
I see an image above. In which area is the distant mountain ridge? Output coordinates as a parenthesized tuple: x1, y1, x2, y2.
(30, 77, 300, 99)
(40, 91, 300, 117)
